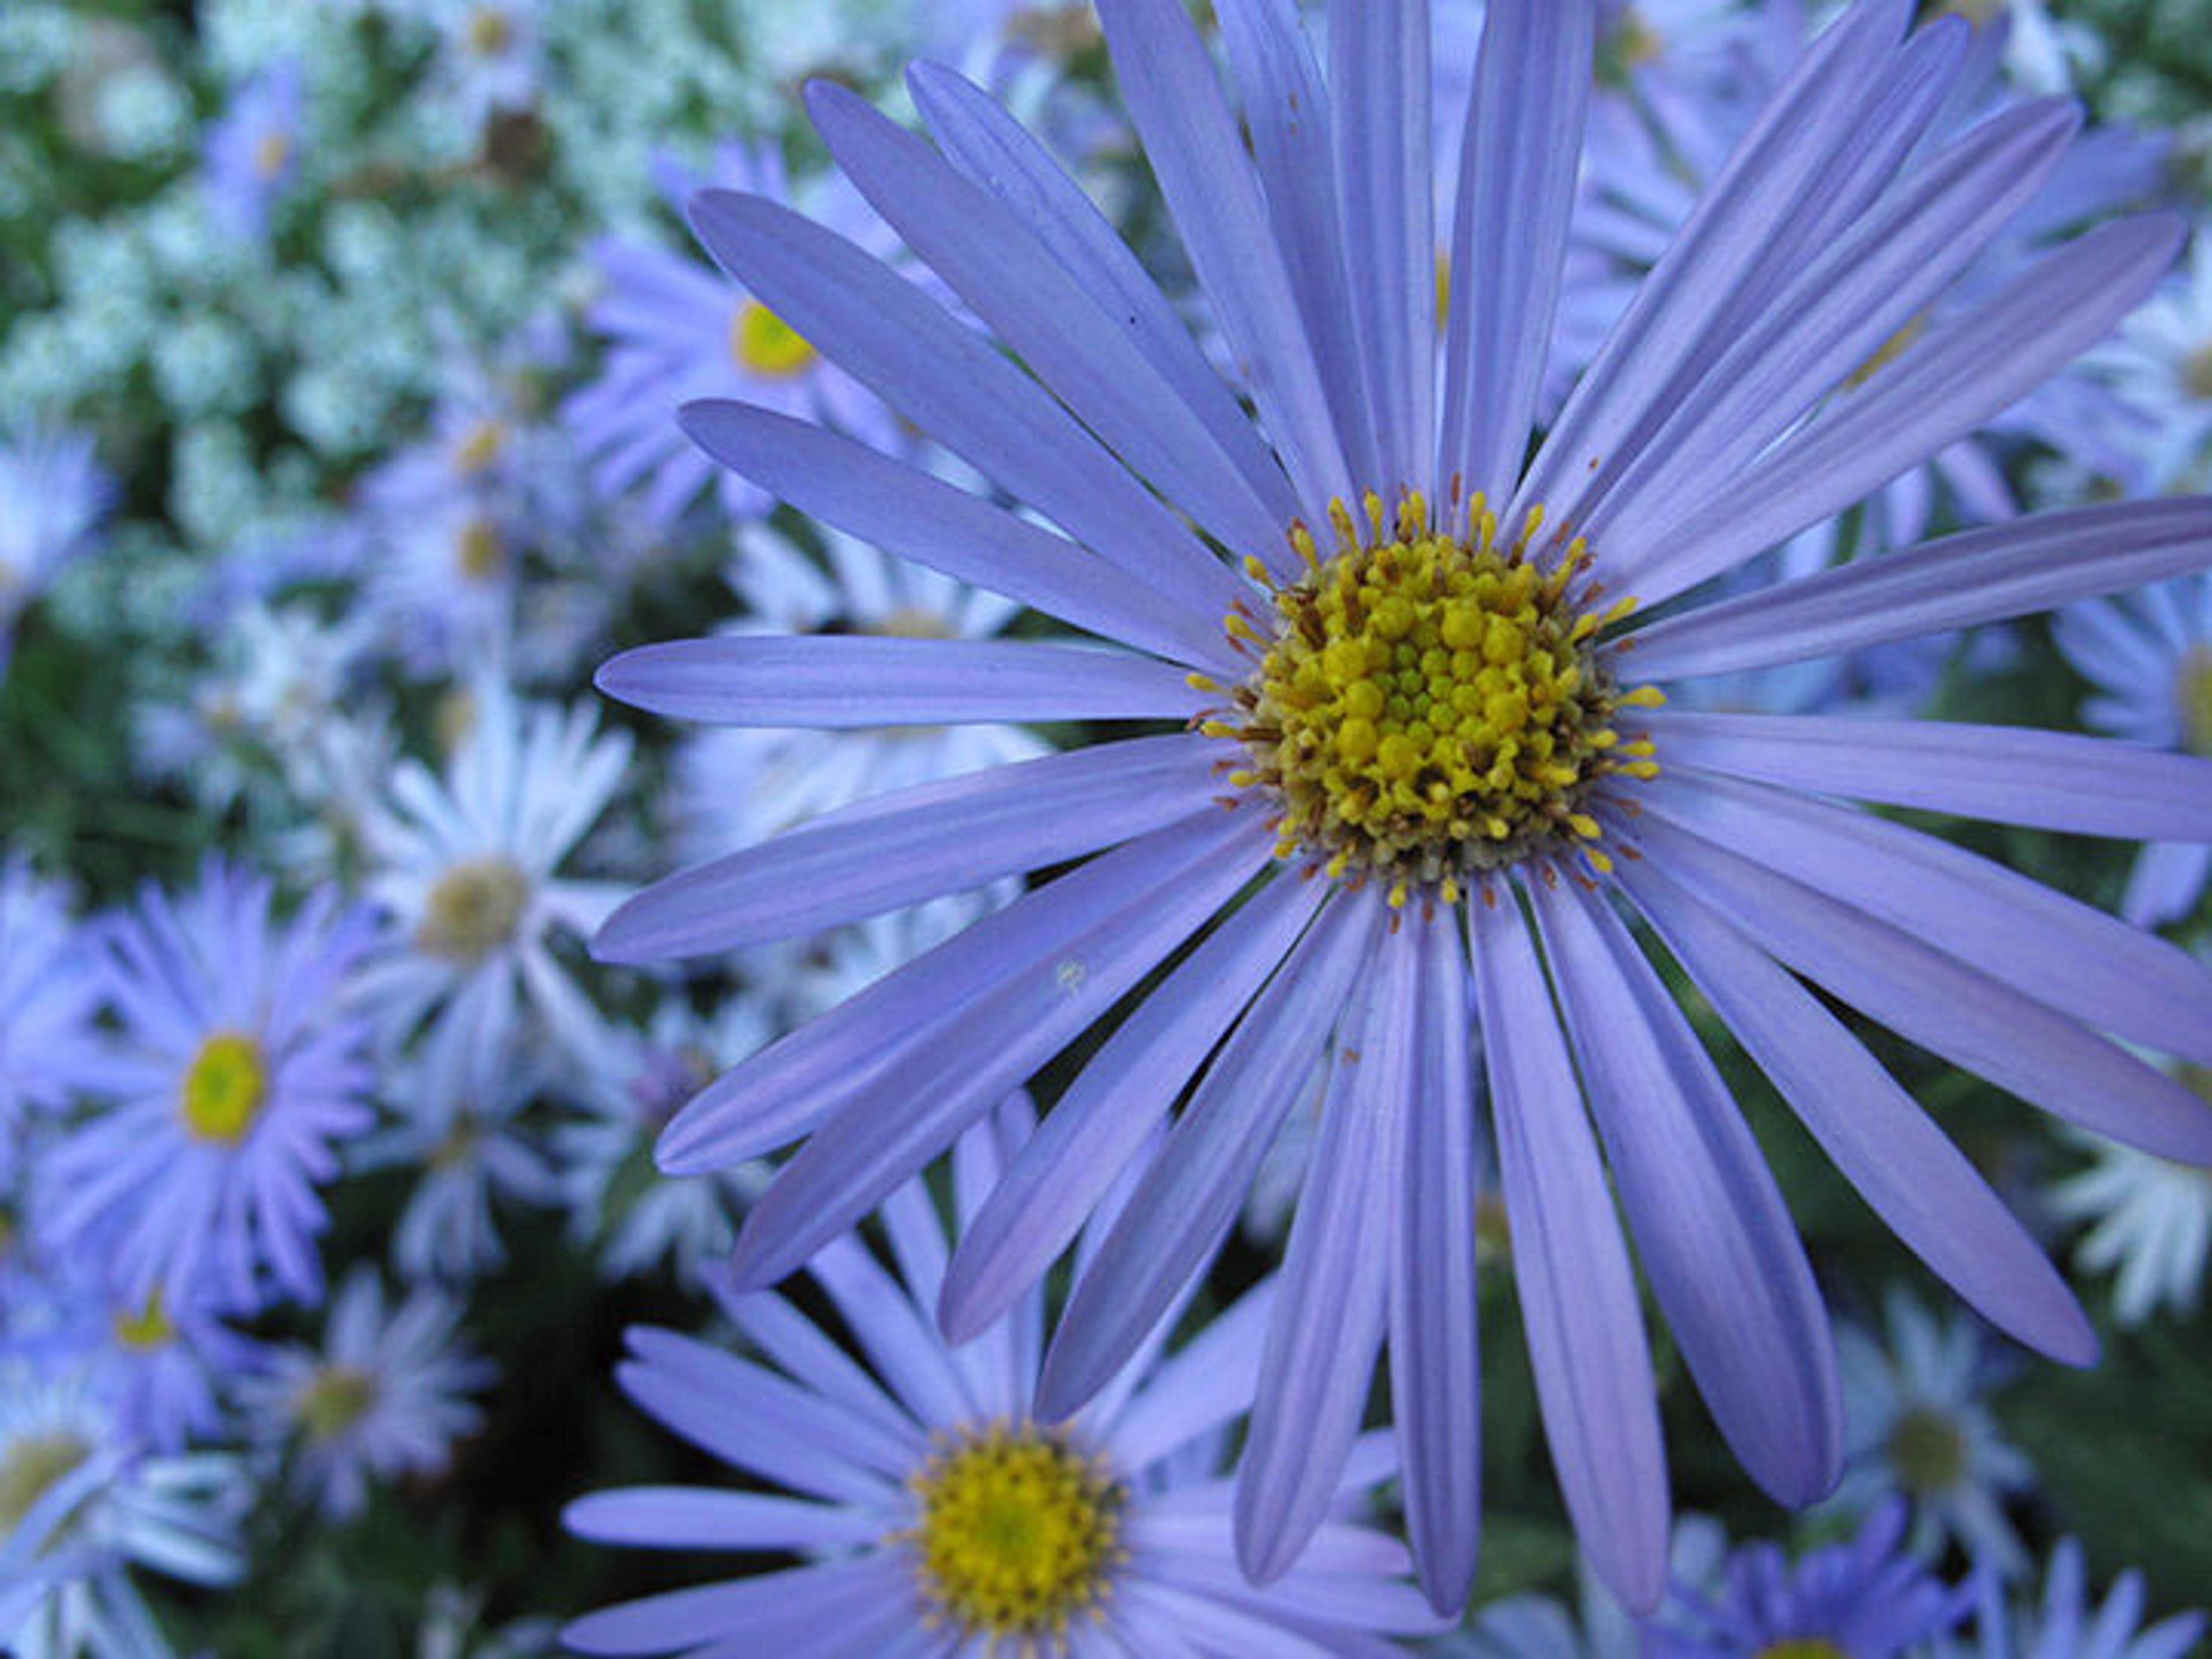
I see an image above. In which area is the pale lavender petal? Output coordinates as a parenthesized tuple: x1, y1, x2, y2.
(1100, 1278, 1279, 1474)
(719, 813, 1271, 1290)
(1628, 809, 2212, 1165)
(1437, 0, 1594, 506)
(1529, 878, 1840, 1508)
(1387, 904, 1482, 1615)
(2125, 840, 2212, 927)
(1643, 711, 2212, 843)
(1628, 214, 2188, 607)
(688, 188, 1238, 615)
(1140, 1532, 1443, 1633)
(1236, 926, 1416, 1584)
(1468, 888, 1668, 1613)
(1628, 499, 2212, 681)
(597, 636, 1203, 729)
(1096, 0, 1354, 511)
(711, 1285, 918, 1446)
(658, 810, 1261, 1176)
(563, 1487, 884, 1551)
(909, 62, 1300, 533)
(1618, 857, 2096, 1364)
(679, 402, 1232, 670)
(1330, 0, 1431, 491)
(1109, 1579, 1339, 1659)
(1650, 770, 2212, 1065)
(940, 872, 1325, 1342)
(1035, 893, 1382, 1421)
(596, 737, 1219, 961)
(564, 1556, 912, 1656)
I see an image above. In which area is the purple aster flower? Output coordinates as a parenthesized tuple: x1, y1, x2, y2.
(563, 1101, 1439, 1655)
(0, 426, 113, 668)
(236, 1267, 494, 1521)
(1643, 1502, 1973, 1658)
(2054, 574, 2212, 927)
(1952, 1537, 2207, 1659)
(0, 858, 109, 1186)
(40, 861, 378, 1316)
(563, 141, 905, 527)
(200, 61, 304, 243)
(593, 0, 2212, 1615)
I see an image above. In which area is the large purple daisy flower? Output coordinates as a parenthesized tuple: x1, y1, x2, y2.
(563, 1101, 1438, 1655)
(593, 0, 2212, 1615)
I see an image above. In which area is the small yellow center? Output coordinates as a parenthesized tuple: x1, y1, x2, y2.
(296, 1365, 377, 1442)
(1599, 6, 1664, 81)
(180, 1031, 268, 1143)
(0, 1431, 91, 1536)
(415, 857, 529, 964)
(456, 517, 505, 584)
(730, 300, 817, 378)
(252, 128, 290, 180)
(113, 1293, 176, 1351)
(1885, 1404, 1968, 1497)
(1758, 1643, 1850, 1659)
(1007, 3, 1103, 54)
(872, 606, 956, 640)
(453, 419, 507, 476)
(2186, 341, 2212, 402)
(1204, 492, 1659, 905)
(465, 5, 512, 54)
(1844, 313, 1930, 391)
(904, 1422, 1123, 1641)
(2178, 648, 2212, 756)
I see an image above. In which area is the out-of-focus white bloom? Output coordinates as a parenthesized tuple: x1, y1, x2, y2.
(2050, 1074, 2212, 1329)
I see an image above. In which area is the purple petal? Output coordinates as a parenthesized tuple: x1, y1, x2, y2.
(597, 635, 1203, 728)
(1099, 1278, 1280, 1474)
(1618, 857, 2095, 1365)
(596, 737, 1219, 961)
(1468, 887, 1668, 1613)
(563, 1487, 882, 1551)
(563, 1556, 913, 1657)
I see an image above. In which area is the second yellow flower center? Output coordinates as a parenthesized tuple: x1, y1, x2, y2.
(180, 1031, 268, 1143)
(730, 300, 816, 379)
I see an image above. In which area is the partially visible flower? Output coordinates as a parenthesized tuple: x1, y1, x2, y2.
(418, 0, 544, 130)
(200, 60, 303, 242)
(2055, 575, 2212, 927)
(237, 1268, 494, 1521)
(1642, 1502, 1972, 1658)
(1948, 1537, 2207, 1659)
(0, 426, 112, 664)
(356, 684, 630, 1091)
(2049, 1082, 2212, 1328)
(40, 861, 379, 1314)
(1829, 1291, 2036, 1578)
(0, 1360, 249, 1658)
(2088, 225, 2212, 494)
(562, 1103, 1440, 1655)
(0, 858, 109, 1185)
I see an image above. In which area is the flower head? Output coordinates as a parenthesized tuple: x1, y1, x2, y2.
(200, 60, 304, 241)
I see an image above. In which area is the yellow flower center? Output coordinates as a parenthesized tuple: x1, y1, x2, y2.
(903, 1422, 1123, 1641)
(2179, 648, 2212, 757)
(296, 1364, 377, 1442)
(1843, 313, 1929, 391)
(415, 857, 529, 964)
(1884, 1404, 1968, 1497)
(456, 516, 505, 584)
(180, 1031, 268, 1143)
(113, 1293, 176, 1351)
(1598, 6, 1664, 82)
(2186, 341, 2212, 403)
(465, 5, 512, 55)
(1205, 491, 1659, 906)
(252, 128, 290, 180)
(0, 1432, 92, 1537)
(1759, 1643, 1850, 1659)
(453, 419, 507, 476)
(730, 300, 817, 378)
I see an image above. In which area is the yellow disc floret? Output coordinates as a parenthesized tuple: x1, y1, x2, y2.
(1203, 491, 1658, 904)
(0, 1431, 92, 1536)
(296, 1364, 378, 1442)
(731, 300, 817, 378)
(415, 857, 529, 964)
(2179, 646, 2212, 757)
(1758, 1644, 1850, 1659)
(902, 1421, 1123, 1643)
(181, 1031, 268, 1143)
(114, 1293, 176, 1351)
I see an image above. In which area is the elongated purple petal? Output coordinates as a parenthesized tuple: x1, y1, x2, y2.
(1628, 810, 2212, 1165)
(1236, 925, 1414, 1584)
(1035, 893, 1382, 1421)
(940, 871, 1325, 1342)
(1438, 0, 1594, 507)
(1650, 770, 2212, 1066)
(597, 635, 1203, 728)
(1468, 887, 1668, 1614)
(1629, 213, 2188, 607)
(596, 737, 1218, 961)
(1096, 0, 1354, 510)
(1630, 498, 2212, 680)
(1644, 711, 2212, 843)
(1618, 857, 2096, 1364)
(1100, 1278, 1280, 1474)
(563, 1487, 884, 1552)
(688, 188, 1238, 616)
(1388, 904, 1482, 1615)
(809, 81, 1289, 562)
(910, 62, 1300, 535)
(656, 815, 1255, 1176)
(711, 1285, 916, 1446)
(563, 1556, 912, 1656)
(679, 401, 1233, 669)
(718, 814, 1271, 1290)
(1530, 879, 1840, 1508)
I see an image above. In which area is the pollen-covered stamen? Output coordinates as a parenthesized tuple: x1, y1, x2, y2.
(1201, 491, 1660, 904)
(900, 1420, 1124, 1641)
